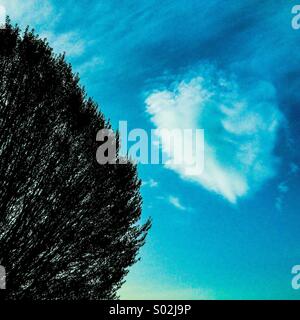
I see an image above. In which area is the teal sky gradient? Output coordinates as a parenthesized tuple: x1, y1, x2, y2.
(2, 0, 300, 299)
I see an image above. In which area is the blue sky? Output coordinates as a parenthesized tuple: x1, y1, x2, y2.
(2, 0, 300, 299)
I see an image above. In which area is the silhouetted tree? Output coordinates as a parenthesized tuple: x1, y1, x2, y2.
(0, 20, 151, 300)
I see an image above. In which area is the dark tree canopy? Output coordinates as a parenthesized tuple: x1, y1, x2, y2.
(0, 20, 150, 300)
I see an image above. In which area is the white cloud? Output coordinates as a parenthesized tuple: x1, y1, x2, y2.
(168, 196, 186, 211)
(146, 66, 283, 203)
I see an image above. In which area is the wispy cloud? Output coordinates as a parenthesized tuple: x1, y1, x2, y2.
(290, 162, 299, 175)
(276, 182, 288, 211)
(275, 197, 283, 212)
(168, 196, 186, 211)
(142, 179, 158, 188)
(278, 182, 289, 194)
(76, 56, 104, 75)
(276, 162, 299, 212)
(0, 0, 86, 58)
(0, 0, 54, 27)
(146, 65, 283, 203)
(41, 31, 85, 57)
